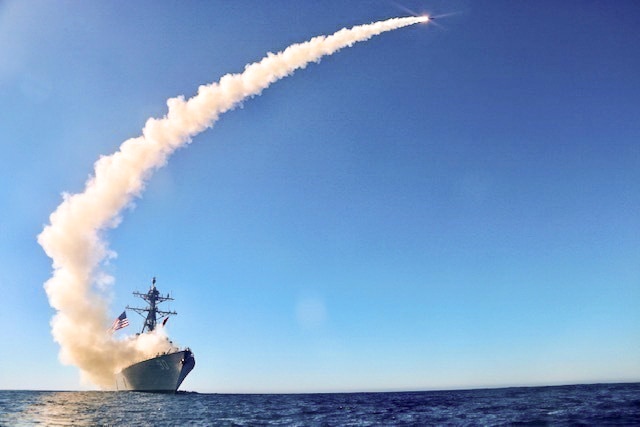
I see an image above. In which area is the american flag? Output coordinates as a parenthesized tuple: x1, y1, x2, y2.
(110, 311, 129, 332)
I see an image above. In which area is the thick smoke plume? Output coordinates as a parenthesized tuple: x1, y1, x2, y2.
(38, 16, 428, 388)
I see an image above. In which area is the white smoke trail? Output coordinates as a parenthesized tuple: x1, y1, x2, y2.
(38, 15, 428, 388)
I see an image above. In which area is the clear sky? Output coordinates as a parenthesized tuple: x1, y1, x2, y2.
(1, 0, 638, 393)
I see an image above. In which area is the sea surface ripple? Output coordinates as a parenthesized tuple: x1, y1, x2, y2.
(1, 383, 639, 426)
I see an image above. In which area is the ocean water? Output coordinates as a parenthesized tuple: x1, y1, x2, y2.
(1, 383, 639, 426)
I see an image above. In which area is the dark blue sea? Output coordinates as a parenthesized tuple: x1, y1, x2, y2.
(1, 383, 639, 426)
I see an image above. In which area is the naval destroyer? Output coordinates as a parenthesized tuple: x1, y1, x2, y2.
(115, 278, 195, 392)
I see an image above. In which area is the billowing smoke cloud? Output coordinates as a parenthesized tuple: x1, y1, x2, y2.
(38, 16, 428, 388)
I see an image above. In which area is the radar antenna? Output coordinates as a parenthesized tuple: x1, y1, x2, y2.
(127, 277, 177, 333)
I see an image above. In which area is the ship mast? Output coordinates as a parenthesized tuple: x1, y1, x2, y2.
(127, 277, 177, 333)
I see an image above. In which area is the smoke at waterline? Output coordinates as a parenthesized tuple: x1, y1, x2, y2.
(37, 16, 428, 388)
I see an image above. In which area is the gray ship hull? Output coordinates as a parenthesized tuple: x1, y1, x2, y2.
(116, 349, 195, 392)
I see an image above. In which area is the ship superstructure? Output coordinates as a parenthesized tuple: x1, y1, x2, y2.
(115, 278, 195, 392)
(127, 277, 177, 334)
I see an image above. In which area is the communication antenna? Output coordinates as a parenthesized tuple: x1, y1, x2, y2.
(127, 277, 177, 333)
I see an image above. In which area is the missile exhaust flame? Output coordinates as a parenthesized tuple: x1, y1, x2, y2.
(38, 16, 426, 388)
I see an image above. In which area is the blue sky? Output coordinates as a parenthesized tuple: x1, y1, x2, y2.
(1, 0, 638, 392)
